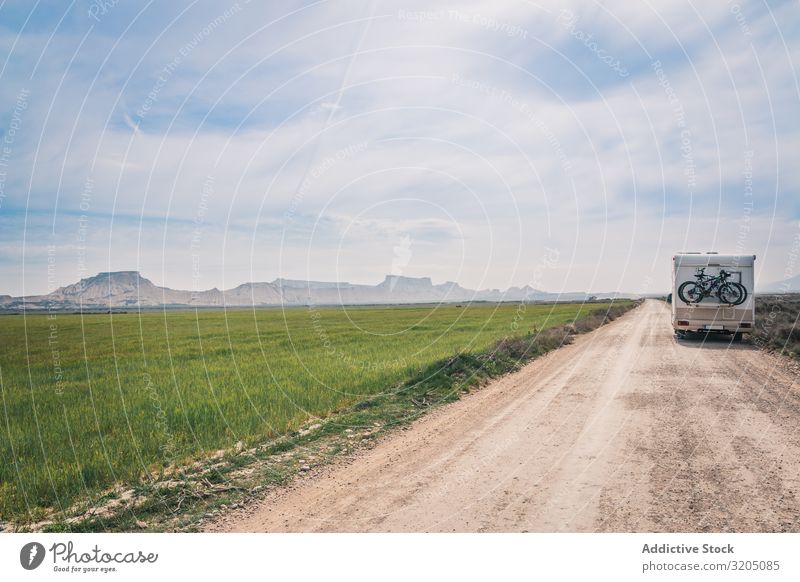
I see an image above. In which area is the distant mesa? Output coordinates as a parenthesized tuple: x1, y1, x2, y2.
(0, 270, 638, 310)
(760, 273, 800, 294)
(380, 274, 433, 287)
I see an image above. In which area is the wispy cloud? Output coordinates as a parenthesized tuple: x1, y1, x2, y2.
(0, 0, 797, 295)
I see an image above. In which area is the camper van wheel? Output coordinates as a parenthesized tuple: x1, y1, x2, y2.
(733, 332, 743, 342)
(675, 331, 686, 340)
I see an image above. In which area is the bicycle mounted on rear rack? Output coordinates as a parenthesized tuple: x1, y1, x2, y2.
(677, 267, 748, 306)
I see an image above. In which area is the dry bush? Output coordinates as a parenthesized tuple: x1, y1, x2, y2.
(753, 295, 800, 357)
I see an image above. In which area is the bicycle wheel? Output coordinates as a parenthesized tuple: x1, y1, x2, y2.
(717, 282, 743, 305)
(678, 281, 704, 303)
(731, 282, 748, 305)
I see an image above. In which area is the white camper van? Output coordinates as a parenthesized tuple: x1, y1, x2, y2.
(671, 252, 755, 340)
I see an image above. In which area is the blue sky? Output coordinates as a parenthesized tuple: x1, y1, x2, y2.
(0, 0, 798, 295)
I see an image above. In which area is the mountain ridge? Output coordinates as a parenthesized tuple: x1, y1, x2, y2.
(760, 273, 800, 293)
(0, 271, 637, 309)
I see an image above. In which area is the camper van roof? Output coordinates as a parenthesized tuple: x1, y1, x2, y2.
(674, 253, 755, 266)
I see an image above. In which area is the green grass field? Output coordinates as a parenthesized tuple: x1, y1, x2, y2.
(0, 301, 619, 522)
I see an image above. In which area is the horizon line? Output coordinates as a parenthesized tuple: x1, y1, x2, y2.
(2, 269, 647, 299)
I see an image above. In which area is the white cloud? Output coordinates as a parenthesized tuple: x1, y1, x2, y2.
(1, 0, 797, 295)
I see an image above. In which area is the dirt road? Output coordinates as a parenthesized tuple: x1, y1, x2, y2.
(213, 300, 800, 532)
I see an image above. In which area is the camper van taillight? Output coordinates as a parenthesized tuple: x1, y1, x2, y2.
(740, 322, 752, 328)
(677, 320, 690, 326)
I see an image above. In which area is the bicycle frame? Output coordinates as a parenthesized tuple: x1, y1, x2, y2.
(692, 268, 730, 300)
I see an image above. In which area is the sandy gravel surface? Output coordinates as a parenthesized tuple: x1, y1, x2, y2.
(210, 300, 800, 532)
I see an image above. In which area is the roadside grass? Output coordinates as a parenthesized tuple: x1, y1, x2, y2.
(0, 300, 637, 529)
(752, 294, 800, 358)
